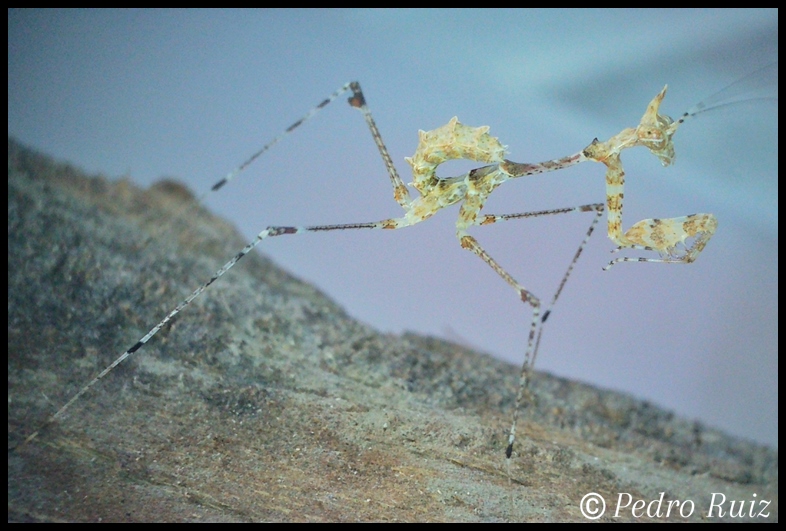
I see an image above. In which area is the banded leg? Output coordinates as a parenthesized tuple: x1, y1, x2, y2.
(459, 233, 538, 460)
(458, 202, 604, 459)
(150, 82, 408, 250)
(477, 204, 604, 332)
(209, 83, 356, 194)
(209, 81, 410, 208)
(139, 83, 359, 251)
(348, 82, 412, 208)
(25, 213, 422, 444)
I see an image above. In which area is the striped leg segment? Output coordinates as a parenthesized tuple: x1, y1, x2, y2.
(458, 202, 604, 459)
(24, 214, 420, 444)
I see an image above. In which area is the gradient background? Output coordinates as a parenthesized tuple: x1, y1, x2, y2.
(8, 9, 777, 447)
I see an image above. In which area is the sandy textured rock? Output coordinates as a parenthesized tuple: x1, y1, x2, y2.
(7, 138, 777, 522)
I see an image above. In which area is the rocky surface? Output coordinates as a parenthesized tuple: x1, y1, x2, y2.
(8, 137, 777, 522)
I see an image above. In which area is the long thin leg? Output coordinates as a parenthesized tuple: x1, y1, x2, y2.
(457, 202, 604, 459)
(207, 81, 411, 208)
(348, 83, 412, 209)
(144, 82, 406, 252)
(24, 213, 422, 444)
(139, 83, 358, 251)
(210, 83, 354, 193)
(476, 203, 604, 330)
(458, 233, 540, 460)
